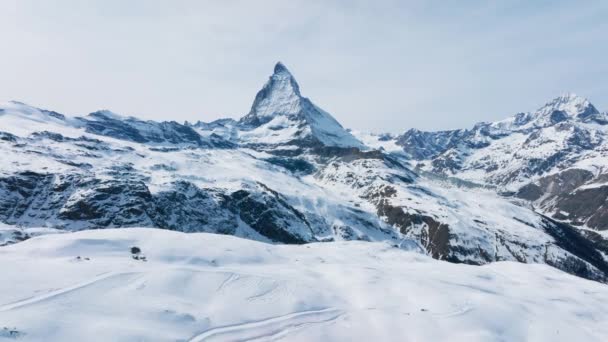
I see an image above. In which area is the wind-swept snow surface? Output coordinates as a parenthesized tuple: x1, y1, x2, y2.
(0, 228, 607, 341)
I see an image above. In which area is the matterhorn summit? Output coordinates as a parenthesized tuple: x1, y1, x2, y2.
(239, 62, 363, 149)
(242, 62, 303, 123)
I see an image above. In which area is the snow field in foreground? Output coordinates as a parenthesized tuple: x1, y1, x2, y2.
(0, 228, 607, 341)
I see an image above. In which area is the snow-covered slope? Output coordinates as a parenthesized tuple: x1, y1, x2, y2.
(392, 93, 608, 231)
(1, 228, 607, 342)
(1, 99, 605, 280)
(1, 65, 608, 283)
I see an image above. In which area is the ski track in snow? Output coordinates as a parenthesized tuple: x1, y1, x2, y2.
(0, 271, 138, 312)
(188, 308, 344, 342)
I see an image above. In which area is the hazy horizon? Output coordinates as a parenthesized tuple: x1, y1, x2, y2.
(1, 0, 607, 133)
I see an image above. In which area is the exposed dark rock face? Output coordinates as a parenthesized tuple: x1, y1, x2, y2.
(549, 110, 569, 124)
(371, 193, 608, 281)
(551, 186, 608, 230)
(516, 183, 544, 201)
(153, 181, 237, 234)
(41, 109, 67, 121)
(0, 173, 317, 244)
(375, 199, 450, 260)
(0, 131, 17, 142)
(514, 169, 608, 230)
(0, 171, 156, 228)
(516, 169, 594, 201)
(576, 102, 601, 119)
(229, 183, 313, 244)
(313, 146, 384, 162)
(430, 150, 464, 174)
(396, 129, 461, 160)
(263, 157, 316, 175)
(81, 111, 232, 148)
(83, 112, 150, 143)
(540, 217, 608, 281)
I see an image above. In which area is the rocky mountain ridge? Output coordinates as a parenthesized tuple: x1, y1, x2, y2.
(391, 93, 608, 231)
(1, 63, 608, 282)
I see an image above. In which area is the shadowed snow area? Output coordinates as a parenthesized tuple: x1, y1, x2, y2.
(0, 228, 607, 341)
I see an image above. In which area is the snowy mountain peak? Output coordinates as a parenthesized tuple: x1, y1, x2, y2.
(273, 61, 292, 76)
(241, 62, 303, 125)
(238, 63, 363, 148)
(536, 93, 599, 119)
(0, 100, 68, 136)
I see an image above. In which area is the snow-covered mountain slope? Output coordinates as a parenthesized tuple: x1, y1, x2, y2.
(392, 93, 608, 231)
(0, 101, 233, 148)
(1, 228, 607, 342)
(0, 110, 399, 244)
(315, 154, 608, 281)
(1, 98, 606, 280)
(1, 65, 608, 282)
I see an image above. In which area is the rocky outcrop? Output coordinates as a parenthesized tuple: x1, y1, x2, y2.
(551, 186, 608, 230)
(229, 183, 314, 244)
(81, 111, 233, 148)
(0, 172, 320, 244)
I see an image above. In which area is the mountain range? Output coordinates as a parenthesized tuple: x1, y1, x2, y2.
(1, 62, 607, 283)
(392, 93, 608, 231)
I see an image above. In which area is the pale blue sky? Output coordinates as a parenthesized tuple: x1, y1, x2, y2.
(1, 0, 606, 132)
